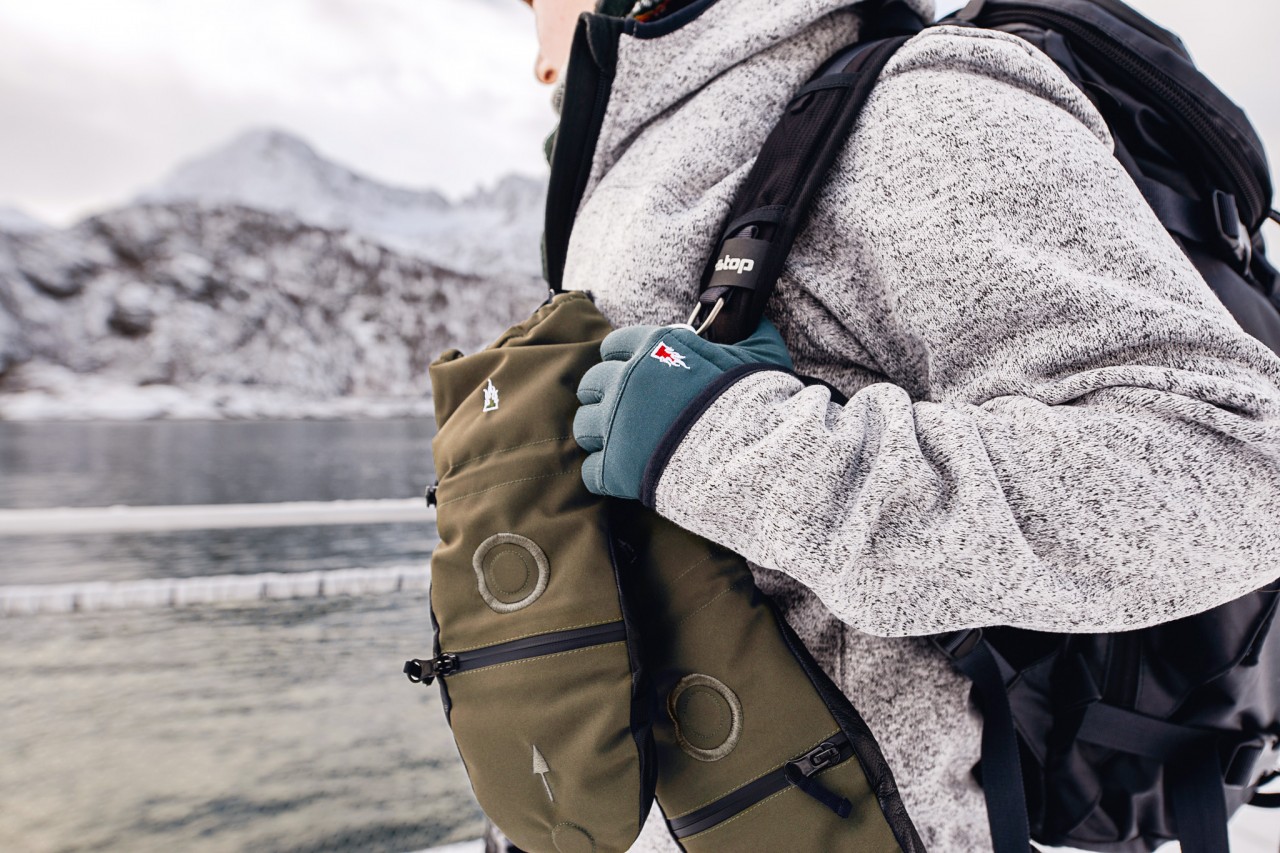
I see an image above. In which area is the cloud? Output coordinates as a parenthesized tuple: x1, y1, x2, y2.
(0, 0, 1275, 239)
(0, 0, 555, 223)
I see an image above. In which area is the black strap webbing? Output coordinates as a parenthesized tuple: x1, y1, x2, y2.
(1133, 176, 1216, 248)
(695, 35, 914, 344)
(1167, 748, 1232, 853)
(1076, 700, 1208, 758)
(937, 633, 1032, 853)
(1076, 703, 1231, 853)
(959, 643, 1032, 853)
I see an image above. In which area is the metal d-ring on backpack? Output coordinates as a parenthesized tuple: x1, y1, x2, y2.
(687, 2, 1280, 852)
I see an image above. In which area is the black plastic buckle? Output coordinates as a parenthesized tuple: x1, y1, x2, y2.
(425, 483, 438, 508)
(936, 628, 984, 660)
(1224, 735, 1280, 788)
(1213, 190, 1253, 271)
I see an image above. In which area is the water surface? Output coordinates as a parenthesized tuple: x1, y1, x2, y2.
(0, 420, 438, 584)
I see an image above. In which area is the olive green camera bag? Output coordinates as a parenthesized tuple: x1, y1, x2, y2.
(406, 292, 655, 853)
(407, 292, 922, 852)
(619, 514, 924, 852)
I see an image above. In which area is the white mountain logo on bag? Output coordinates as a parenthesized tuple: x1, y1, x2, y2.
(650, 341, 691, 369)
(483, 378, 500, 412)
(715, 254, 755, 274)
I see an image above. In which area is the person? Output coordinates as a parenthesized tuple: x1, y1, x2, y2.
(517, 0, 1280, 849)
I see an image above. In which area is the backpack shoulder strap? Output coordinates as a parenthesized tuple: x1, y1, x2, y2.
(693, 32, 915, 344)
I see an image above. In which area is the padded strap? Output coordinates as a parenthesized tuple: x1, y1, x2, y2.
(695, 35, 914, 344)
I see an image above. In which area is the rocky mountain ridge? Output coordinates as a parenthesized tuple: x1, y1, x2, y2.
(0, 130, 547, 419)
(142, 129, 546, 277)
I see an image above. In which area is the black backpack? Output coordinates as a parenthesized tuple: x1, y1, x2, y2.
(687, 1, 1280, 851)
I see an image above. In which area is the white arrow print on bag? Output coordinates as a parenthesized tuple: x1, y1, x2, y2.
(532, 744, 554, 802)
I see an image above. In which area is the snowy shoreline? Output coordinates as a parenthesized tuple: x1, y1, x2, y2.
(0, 366, 435, 421)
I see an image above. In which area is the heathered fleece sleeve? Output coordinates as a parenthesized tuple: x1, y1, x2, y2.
(648, 27, 1280, 638)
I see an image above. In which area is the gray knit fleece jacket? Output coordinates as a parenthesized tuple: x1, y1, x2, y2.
(556, 0, 1280, 849)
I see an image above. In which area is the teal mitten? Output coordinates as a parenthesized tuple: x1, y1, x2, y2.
(573, 318, 793, 501)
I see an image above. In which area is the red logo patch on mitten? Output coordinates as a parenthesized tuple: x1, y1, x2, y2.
(650, 341, 691, 370)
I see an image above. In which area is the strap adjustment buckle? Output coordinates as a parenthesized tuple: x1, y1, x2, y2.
(1224, 734, 1280, 789)
(936, 628, 985, 661)
(1213, 189, 1253, 272)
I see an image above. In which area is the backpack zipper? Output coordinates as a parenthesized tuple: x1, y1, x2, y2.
(980, 6, 1268, 227)
(404, 621, 628, 685)
(667, 733, 856, 839)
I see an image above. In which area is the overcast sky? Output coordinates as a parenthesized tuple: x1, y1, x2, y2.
(0, 0, 1276, 228)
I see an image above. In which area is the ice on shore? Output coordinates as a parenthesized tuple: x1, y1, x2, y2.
(0, 365, 436, 421)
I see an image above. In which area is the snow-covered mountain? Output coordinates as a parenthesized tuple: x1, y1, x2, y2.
(0, 206, 50, 235)
(142, 129, 546, 278)
(0, 130, 548, 420)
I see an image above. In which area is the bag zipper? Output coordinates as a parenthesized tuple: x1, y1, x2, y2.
(979, 5, 1268, 227)
(667, 733, 856, 839)
(404, 621, 628, 685)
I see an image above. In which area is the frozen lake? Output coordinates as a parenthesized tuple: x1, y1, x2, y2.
(0, 420, 439, 585)
(0, 592, 482, 853)
(0, 419, 468, 852)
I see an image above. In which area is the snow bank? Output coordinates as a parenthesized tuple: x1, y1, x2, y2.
(0, 565, 432, 615)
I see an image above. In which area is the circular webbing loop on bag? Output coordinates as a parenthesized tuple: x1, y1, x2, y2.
(473, 533, 550, 614)
(668, 673, 743, 762)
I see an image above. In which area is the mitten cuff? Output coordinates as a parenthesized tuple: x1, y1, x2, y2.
(639, 363, 786, 508)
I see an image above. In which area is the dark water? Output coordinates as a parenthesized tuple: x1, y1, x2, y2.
(0, 420, 436, 508)
(0, 420, 440, 585)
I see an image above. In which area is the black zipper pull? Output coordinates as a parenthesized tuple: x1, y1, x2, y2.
(783, 741, 853, 818)
(403, 653, 459, 686)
